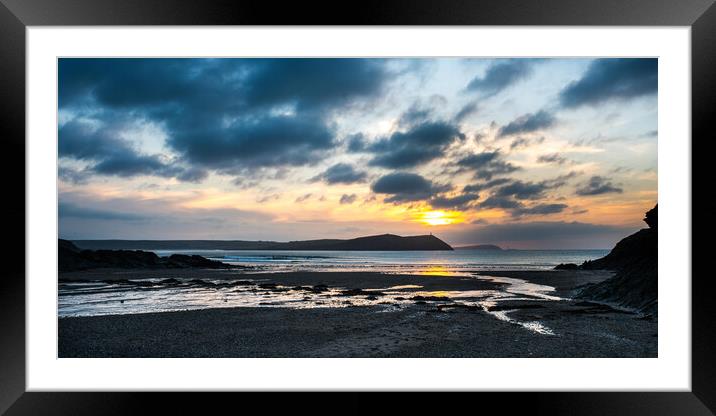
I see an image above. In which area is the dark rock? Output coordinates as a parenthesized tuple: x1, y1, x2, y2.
(578, 204, 657, 315)
(58, 239, 235, 272)
(258, 283, 278, 289)
(487, 303, 546, 312)
(436, 303, 481, 312)
(554, 263, 579, 270)
(411, 295, 452, 302)
(339, 288, 383, 297)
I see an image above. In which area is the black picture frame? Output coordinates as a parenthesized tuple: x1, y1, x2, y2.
(0, 0, 711, 413)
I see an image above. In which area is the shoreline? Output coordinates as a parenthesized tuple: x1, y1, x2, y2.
(58, 269, 656, 358)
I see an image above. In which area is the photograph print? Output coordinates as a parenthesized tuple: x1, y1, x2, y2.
(57, 57, 658, 358)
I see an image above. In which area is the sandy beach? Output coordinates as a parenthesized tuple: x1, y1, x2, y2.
(58, 269, 657, 358)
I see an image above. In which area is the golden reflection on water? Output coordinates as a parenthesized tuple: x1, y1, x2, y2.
(417, 266, 454, 276)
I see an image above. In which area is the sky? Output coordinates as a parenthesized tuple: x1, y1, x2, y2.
(58, 58, 657, 249)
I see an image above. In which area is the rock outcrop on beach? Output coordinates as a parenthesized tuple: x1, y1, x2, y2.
(577, 205, 658, 314)
(59, 239, 233, 272)
(71, 233, 454, 251)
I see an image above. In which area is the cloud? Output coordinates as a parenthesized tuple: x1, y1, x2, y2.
(479, 195, 523, 210)
(312, 163, 367, 184)
(59, 192, 277, 239)
(58, 166, 88, 184)
(429, 193, 480, 210)
(371, 172, 450, 203)
(365, 121, 465, 169)
(559, 58, 657, 108)
(537, 153, 568, 165)
(345, 133, 367, 152)
(295, 193, 313, 203)
(576, 176, 623, 196)
(510, 136, 545, 151)
(454, 101, 479, 122)
(463, 178, 512, 193)
(445, 221, 635, 249)
(59, 202, 147, 221)
(257, 194, 280, 203)
(59, 58, 397, 182)
(58, 119, 203, 181)
(475, 175, 574, 215)
(493, 180, 552, 200)
(465, 59, 536, 97)
(512, 203, 568, 217)
(497, 110, 556, 138)
(60, 58, 392, 113)
(455, 151, 519, 180)
(340, 194, 358, 204)
(240, 58, 393, 112)
(167, 115, 334, 173)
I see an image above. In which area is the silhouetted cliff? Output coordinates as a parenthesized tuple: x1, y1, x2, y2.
(578, 205, 658, 314)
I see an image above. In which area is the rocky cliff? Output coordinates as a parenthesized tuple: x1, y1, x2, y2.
(578, 205, 658, 315)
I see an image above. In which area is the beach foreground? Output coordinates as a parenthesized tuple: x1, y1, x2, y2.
(58, 269, 657, 358)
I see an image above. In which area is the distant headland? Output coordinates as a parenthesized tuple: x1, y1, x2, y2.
(71, 233, 454, 251)
(454, 244, 503, 251)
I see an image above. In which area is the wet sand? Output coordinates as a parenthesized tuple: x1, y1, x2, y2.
(58, 269, 657, 358)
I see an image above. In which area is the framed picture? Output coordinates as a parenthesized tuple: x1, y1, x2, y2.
(2, 0, 710, 413)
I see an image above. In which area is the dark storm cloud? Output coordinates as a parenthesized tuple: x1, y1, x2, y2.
(576, 176, 623, 196)
(58, 119, 203, 181)
(511, 203, 568, 217)
(497, 110, 556, 138)
(371, 172, 450, 203)
(60, 58, 391, 113)
(59, 202, 147, 221)
(312, 163, 367, 184)
(339, 194, 358, 204)
(59, 58, 396, 181)
(429, 193, 480, 210)
(465, 59, 536, 97)
(240, 58, 392, 111)
(167, 115, 334, 172)
(366, 121, 465, 169)
(345, 133, 367, 152)
(559, 58, 657, 108)
(455, 151, 519, 180)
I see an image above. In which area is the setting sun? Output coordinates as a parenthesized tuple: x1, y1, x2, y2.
(419, 210, 463, 226)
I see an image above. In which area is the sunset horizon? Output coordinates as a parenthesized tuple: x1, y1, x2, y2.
(58, 58, 657, 249)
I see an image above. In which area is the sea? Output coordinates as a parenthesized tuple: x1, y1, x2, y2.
(58, 248, 609, 327)
(154, 248, 610, 273)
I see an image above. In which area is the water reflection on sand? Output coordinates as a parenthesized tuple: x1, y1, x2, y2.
(59, 272, 562, 335)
